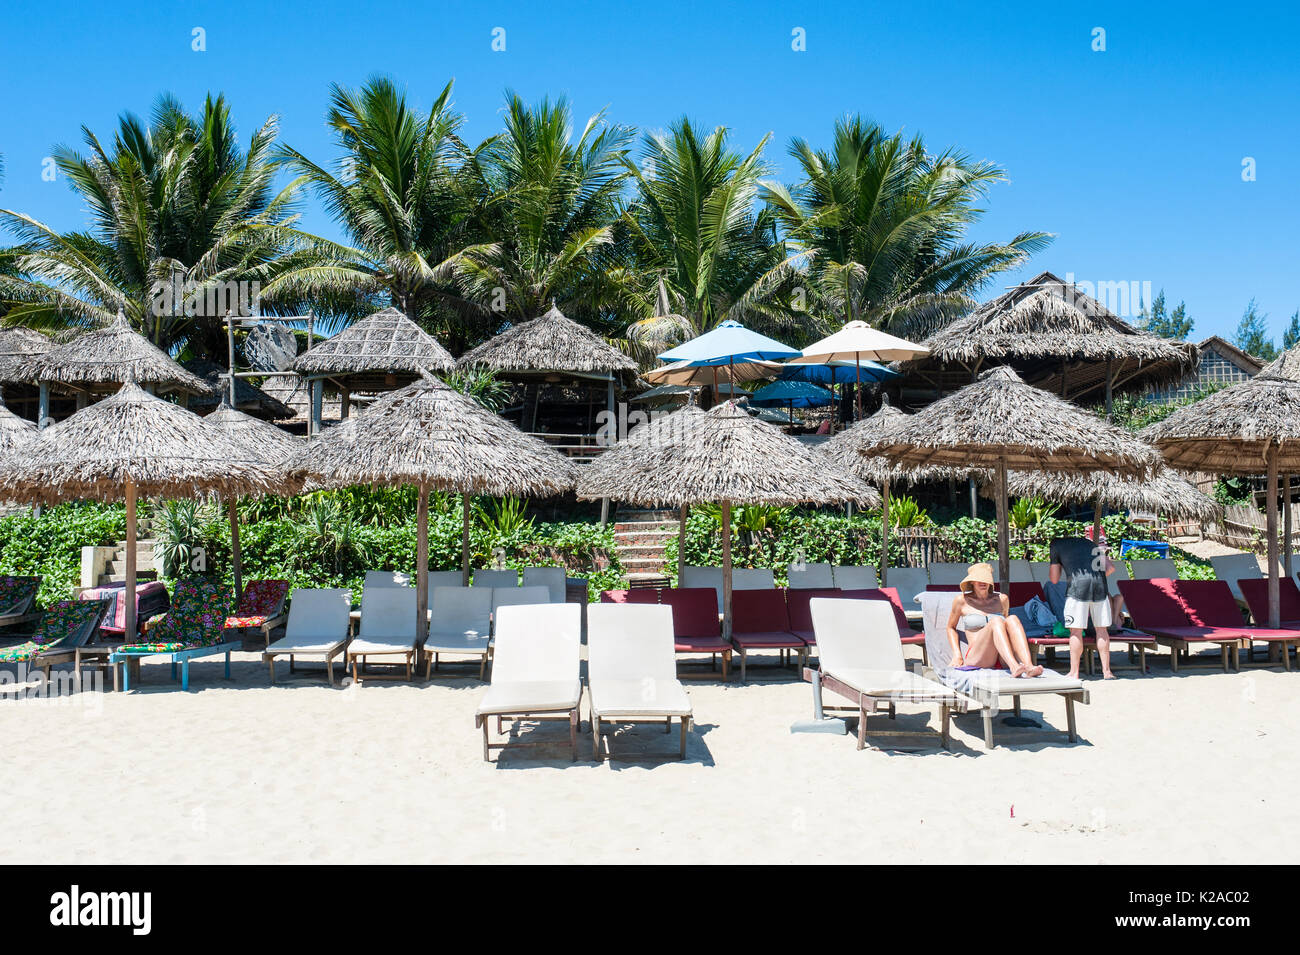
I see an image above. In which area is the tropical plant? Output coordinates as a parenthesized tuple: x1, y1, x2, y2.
(444, 366, 510, 412)
(474, 496, 534, 538)
(888, 495, 930, 527)
(0, 95, 307, 356)
(291, 497, 368, 575)
(621, 118, 803, 355)
(454, 93, 633, 335)
(761, 115, 1051, 341)
(1009, 496, 1060, 530)
(154, 500, 216, 577)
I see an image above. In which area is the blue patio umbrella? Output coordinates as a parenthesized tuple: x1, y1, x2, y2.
(657, 320, 800, 366)
(778, 359, 900, 385)
(748, 380, 835, 409)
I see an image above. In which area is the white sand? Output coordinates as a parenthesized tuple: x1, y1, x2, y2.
(3, 647, 1296, 864)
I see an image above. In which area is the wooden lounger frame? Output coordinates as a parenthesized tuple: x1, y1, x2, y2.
(476, 707, 580, 762)
(807, 666, 977, 751)
(591, 711, 692, 762)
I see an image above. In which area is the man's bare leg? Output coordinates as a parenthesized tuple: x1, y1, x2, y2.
(1095, 626, 1115, 678)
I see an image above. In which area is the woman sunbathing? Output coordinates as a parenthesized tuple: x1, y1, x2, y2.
(946, 562, 1043, 678)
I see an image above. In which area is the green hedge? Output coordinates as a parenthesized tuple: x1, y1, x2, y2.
(0, 503, 126, 605)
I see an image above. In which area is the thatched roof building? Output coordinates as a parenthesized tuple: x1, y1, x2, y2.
(0, 327, 53, 383)
(292, 306, 455, 387)
(576, 401, 876, 507)
(822, 401, 974, 485)
(0, 399, 36, 455)
(19, 310, 209, 397)
(206, 401, 301, 463)
(897, 271, 1197, 405)
(457, 304, 637, 380)
(997, 467, 1220, 523)
(1260, 346, 1300, 382)
(183, 358, 294, 420)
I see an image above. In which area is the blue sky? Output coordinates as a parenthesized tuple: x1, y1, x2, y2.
(1, 0, 1296, 342)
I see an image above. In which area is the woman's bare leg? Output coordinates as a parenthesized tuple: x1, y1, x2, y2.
(1004, 615, 1043, 676)
(989, 619, 1028, 676)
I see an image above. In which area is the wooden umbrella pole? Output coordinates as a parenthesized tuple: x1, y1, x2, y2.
(1285, 474, 1293, 578)
(995, 456, 1010, 591)
(855, 352, 862, 421)
(1267, 447, 1280, 630)
(677, 505, 688, 573)
(1104, 359, 1114, 419)
(460, 493, 471, 586)
(124, 479, 138, 642)
(1092, 496, 1104, 544)
(720, 501, 733, 644)
(229, 496, 243, 603)
(880, 477, 891, 587)
(416, 486, 430, 643)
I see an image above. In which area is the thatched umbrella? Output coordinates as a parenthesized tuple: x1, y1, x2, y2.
(1000, 467, 1219, 522)
(0, 382, 280, 639)
(896, 271, 1197, 412)
(458, 303, 637, 379)
(206, 402, 303, 600)
(576, 401, 872, 641)
(20, 310, 208, 419)
(286, 374, 576, 641)
(1141, 373, 1300, 628)
(823, 400, 977, 584)
(1259, 348, 1300, 570)
(0, 395, 37, 456)
(854, 366, 1160, 587)
(0, 326, 53, 383)
(293, 306, 456, 430)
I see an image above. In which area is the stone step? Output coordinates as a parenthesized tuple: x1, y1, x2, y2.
(105, 558, 157, 576)
(617, 509, 679, 523)
(626, 572, 670, 589)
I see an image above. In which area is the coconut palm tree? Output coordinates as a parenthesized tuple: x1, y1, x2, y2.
(452, 93, 634, 338)
(619, 118, 807, 355)
(762, 115, 1052, 340)
(0, 95, 306, 356)
(268, 77, 487, 345)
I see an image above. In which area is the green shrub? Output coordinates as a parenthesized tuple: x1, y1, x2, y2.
(0, 503, 126, 605)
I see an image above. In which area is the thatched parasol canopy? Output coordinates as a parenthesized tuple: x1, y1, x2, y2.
(995, 467, 1221, 523)
(823, 402, 971, 485)
(184, 358, 293, 420)
(896, 271, 1197, 404)
(1259, 347, 1300, 383)
(292, 306, 455, 383)
(855, 365, 1160, 587)
(457, 303, 637, 380)
(19, 310, 209, 396)
(1141, 372, 1300, 629)
(0, 398, 37, 455)
(0, 327, 54, 383)
(0, 381, 282, 637)
(576, 400, 875, 508)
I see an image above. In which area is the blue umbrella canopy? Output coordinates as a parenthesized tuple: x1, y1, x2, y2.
(657, 320, 800, 366)
(779, 359, 899, 385)
(749, 380, 835, 409)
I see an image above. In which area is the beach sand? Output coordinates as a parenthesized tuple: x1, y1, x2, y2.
(3, 646, 1295, 864)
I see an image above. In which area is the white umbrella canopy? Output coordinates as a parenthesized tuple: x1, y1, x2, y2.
(790, 320, 929, 418)
(643, 359, 784, 387)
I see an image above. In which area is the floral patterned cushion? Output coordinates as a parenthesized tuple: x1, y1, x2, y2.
(0, 600, 107, 662)
(0, 576, 40, 617)
(224, 580, 289, 629)
(0, 641, 42, 663)
(129, 578, 231, 651)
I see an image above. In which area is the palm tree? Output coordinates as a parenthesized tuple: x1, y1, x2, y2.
(620, 118, 806, 356)
(0, 95, 305, 356)
(268, 77, 486, 345)
(762, 115, 1052, 341)
(454, 93, 634, 336)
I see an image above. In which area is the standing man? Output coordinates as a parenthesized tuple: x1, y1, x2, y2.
(1049, 535, 1117, 680)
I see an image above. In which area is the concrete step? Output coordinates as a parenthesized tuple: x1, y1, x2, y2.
(105, 559, 157, 576)
(617, 509, 679, 523)
(626, 573, 670, 589)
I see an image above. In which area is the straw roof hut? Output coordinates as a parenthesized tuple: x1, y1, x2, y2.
(897, 271, 1197, 407)
(288, 373, 577, 635)
(1260, 346, 1300, 382)
(19, 310, 209, 397)
(855, 365, 1160, 585)
(293, 306, 455, 382)
(0, 398, 36, 455)
(996, 467, 1220, 523)
(1141, 373, 1300, 628)
(577, 401, 871, 643)
(184, 358, 294, 420)
(0, 381, 281, 637)
(0, 326, 53, 383)
(457, 303, 637, 379)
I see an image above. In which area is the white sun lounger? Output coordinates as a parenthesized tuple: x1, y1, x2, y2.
(347, 587, 420, 682)
(1007, 559, 1034, 582)
(262, 588, 353, 685)
(475, 604, 583, 762)
(1130, 557, 1178, 580)
(927, 562, 968, 587)
(1210, 553, 1261, 604)
(364, 570, 411, 589)
(428, 570, 464, 590)
(809, 597, 977, 750)
(919, 591, 1089, 749)
(587, 603, 693, 761)
(424, 586, 494, 679)
(522, 566, 567, 603)
(833, 565, 879, 590)
(787, 562, 834, 589)
(472, 569, 518, 588)
(885, 567, 930, 621)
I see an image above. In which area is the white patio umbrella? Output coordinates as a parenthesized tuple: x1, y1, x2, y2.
(791, 320, 929, 418)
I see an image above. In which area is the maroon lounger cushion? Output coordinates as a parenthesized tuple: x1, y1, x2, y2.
(925, 583, 961, 592)
(731, 589, 803, 648)
(661, 588, 722, 642)
(1174, 580, 1248, 629)
(1117, 579, 1240, 643)
(785, 588, 841, 644)
(1008, 581, 1046, 608)
(1239, 577, 1300, 628)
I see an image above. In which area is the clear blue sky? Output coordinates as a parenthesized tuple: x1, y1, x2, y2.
(2, 0, 1296, 342)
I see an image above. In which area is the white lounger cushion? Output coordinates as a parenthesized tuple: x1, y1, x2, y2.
(810, 597, 960, 703)
(918, 591, 1083, 702)
(427, 586, 492, 654)
(885, 567, 930, 614)
(1130, 557, 1178, 580)
(364, 570, 410, 589)
(491, 585, 549, 614)
(587, 603, 691, 719)
(352, 587, 419, 653)
(477, 604, 582, 717)
(266, 588, 351, 654)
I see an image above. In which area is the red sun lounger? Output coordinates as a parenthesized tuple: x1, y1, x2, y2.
(1181, 579, 1299, 670)
(1116, 578, 1241, 672)
(660, 587, 732, 680)
(731, 588, 805, 681)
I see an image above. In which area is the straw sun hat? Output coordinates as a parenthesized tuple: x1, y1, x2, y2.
(959, 563, 997, 593)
